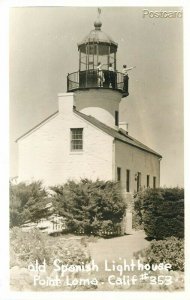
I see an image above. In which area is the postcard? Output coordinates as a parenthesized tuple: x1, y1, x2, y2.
(0, 1, 189, 300)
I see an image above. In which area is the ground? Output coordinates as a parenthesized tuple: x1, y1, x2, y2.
(89, 230, 149, 263)
(10, 229, 184, 291)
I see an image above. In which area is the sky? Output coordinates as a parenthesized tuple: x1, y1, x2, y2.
(9, 6, 184, 187)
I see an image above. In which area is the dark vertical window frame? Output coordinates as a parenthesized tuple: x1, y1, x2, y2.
(117, 167, 121, 182)
(153, 176, 156, 189)
(126, 169, 130, 192)
(70, 128, 83, 151)
(115, 111, 119, 126)
(147, 175, 150, 188)
(137, 172, 141, 192)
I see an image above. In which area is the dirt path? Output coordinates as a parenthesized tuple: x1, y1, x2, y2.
(88, 230, 150, 264)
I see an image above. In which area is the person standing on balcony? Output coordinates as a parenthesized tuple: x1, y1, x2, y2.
(122, 64, 136, 93)
(109, 63, 114, 72)
(108, 63, 115, 89)
(96, 62, 104, 87)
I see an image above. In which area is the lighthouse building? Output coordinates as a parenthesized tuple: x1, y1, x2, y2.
(16, 18, 162, 201)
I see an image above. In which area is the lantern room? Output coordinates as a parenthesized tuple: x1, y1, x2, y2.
(78, 19, 117, 72)
(67, 16, 129, 96)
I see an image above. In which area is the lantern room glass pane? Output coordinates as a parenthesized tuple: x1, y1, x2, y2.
(79, 42, 116, 72)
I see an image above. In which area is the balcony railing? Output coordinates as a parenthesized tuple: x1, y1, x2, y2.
(67, 70, 128, 94)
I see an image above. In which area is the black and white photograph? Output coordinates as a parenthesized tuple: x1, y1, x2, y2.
(0, 1, 188, 298)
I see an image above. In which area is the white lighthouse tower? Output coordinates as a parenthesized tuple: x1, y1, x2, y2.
(67, 14, 128, 129)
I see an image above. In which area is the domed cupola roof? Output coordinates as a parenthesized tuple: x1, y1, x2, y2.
(78, 20, 118, 54)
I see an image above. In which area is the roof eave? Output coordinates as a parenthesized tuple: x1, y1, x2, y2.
(15, 110, 59, 143)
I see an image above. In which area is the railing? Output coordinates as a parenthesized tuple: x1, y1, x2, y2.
(67, 70, 128, 94)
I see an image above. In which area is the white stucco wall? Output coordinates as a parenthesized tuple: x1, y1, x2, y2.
(114, 140, 161, 194)
(18, 93, 114, 186)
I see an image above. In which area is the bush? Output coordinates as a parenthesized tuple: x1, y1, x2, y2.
(132, 211, 144, 230)
(10, 227, 91, 269)
(10, 228, 91, 291)
(98, 220, 122, 237)
(134, 236, 184, 271)
(10, 181, 50, 227)
(50, 179, 126, 236)
(48, 239, 90, 266)
(10, 227, 51, 268)
(134, 187, 184, 239)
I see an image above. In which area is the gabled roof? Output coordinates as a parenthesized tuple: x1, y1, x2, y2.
(74, 109, 162, 158)
(15, 111, 59, 142)
(16, 107, 162, 158)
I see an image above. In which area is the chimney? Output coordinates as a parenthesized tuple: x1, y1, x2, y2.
(119, 121, 128, 133)
(58, 93, 75, 114)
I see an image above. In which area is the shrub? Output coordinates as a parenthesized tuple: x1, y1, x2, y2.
(134, 187, 184, 239)
(50, 179, 126, 236)
(132, 211, 144, 230)
(10, 228, 91, 291)
(10, 227, 91, 269)
(134, 236, 184, 271)
(10, 181, 50, 227)
(10, 227, 51, 268)
(98, 220, 122, 237)
(48, 239, 91, 266)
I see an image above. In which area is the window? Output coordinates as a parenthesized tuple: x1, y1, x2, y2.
(126, 169, 130, 192)
(153, 176, 156, 189)
(147, 175, 150, 188)
(137, 172, 141, 192)
(115, 111, 119, 126)
(71, 128, 83, 151)
(117, 167, 121, 182)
